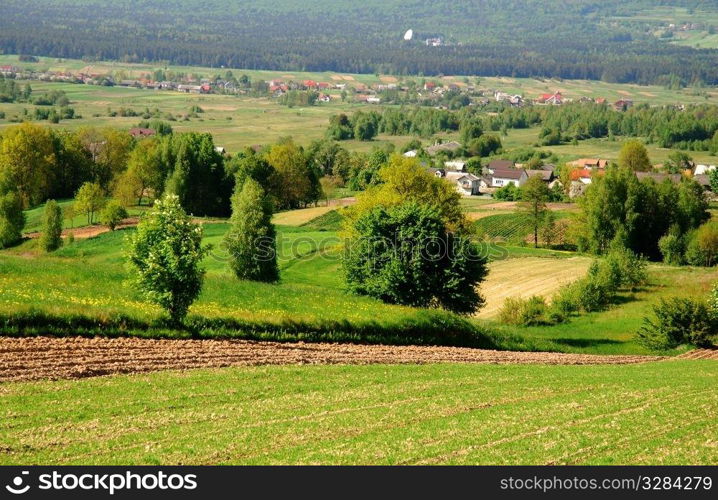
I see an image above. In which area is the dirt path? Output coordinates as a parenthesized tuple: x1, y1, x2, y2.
(24, 217, 226, 241)
(0, 337, 667, 383)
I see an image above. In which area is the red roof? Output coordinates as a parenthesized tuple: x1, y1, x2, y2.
(303, 80, 317, 88)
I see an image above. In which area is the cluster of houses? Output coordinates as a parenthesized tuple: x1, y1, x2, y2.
(568, 158, 714, 197)
(493, 90, 634, 110)
(408, 151, 717, 199)
(428, 159, 558, 196)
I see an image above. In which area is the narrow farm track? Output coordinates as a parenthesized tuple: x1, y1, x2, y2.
(0, 337, 667, 383)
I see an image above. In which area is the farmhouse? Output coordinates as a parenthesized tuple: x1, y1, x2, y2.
(487, 159, 515, 171)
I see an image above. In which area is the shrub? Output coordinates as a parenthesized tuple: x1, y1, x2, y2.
(684, 221, 718, 266)
(0, 191, 25, 248)
(493, 183, 519, 201)
(549, 281, 582, 317)
(658, 226, 685, 265)
(65, 232, 74, 245)
(99, 200, 129, 231)
(38, 199, 63, 252)
(636, 297, 716, 350)
(126, 194, 210, 325)
(498, 295, 549, 326)
(603, 245, 647, 289)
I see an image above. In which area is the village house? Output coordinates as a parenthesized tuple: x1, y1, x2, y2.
(613, 99, 633, 111)
(567, 158, 610, 169)
(481, 165, 528, 190)
(537, 91, 563, 105)
(429, 168, 481, 196)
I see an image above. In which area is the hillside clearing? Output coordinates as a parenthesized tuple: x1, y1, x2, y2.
(477, 257, 592, 318)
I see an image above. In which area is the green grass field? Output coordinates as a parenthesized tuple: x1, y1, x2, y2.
(1, 360, 715, 465)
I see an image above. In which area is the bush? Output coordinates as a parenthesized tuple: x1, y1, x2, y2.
(684, 221, 718, 266)
(602, 245, 647, 289)
(549, 281, 582, 317)
(38, 199, 63, 252)
(99, 200, 128, 231)
(493, 183, 519, 201)
(0, 191, 25, 248)
(498, 296, 548, 326)
(636, 297, 716, 350)
(659, 227, 685, 265)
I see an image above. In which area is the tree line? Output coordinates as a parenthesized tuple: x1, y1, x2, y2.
(1, 1, 718, 85)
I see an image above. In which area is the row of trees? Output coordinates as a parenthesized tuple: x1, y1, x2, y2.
(491, 102, 718, 152)
(575, 165, 710, 261)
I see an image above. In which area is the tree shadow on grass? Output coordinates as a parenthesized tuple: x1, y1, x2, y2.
(550, 337, 626, 349)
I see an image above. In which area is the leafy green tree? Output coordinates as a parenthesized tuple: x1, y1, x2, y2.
(164, 132, 230, 216)
(459, 119, 483, 146)
(464, 157, 482, 175)
(116, 138, 165, 206)
(126, 194, 210, 324)
(100, 200, 129, 231)
(223, 178, 279, 282)
(467, 134, 502, 157)
(0, 122, 57, 207)
(343, 202, 487, 314)
(38, 200, 63, 252)
(617, 140, 651, 172)
(709, 168, 718, 194)
(0, 191, 25, 248)
(347, 155, 470, 233)
(658, 225, 685, 265)
(353, 113, 378, 141)
(520, 175, 550, 247)
(266, 139, 322, 209)
(74, 182, 106, 225)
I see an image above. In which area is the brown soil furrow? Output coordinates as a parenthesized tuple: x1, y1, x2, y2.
(0, 337, 665, 383)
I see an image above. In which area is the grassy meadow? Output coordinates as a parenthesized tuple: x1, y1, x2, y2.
(2, 201, 716, 355)
(1, 360, 716, 465)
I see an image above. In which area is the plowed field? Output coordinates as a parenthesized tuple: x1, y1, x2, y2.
(0, 336, 665, 382)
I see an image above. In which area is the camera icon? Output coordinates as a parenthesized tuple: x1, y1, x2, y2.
(5, 471, 30, 495)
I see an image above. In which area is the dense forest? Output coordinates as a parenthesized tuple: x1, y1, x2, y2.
(1, 1, 718, 84)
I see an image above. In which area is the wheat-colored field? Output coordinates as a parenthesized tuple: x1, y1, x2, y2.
(477, 256, 592, 318)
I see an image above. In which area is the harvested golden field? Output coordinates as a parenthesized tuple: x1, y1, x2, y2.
(477, 257, 592, 318)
